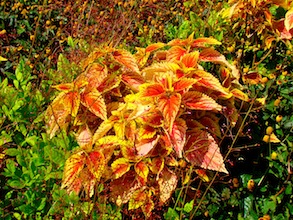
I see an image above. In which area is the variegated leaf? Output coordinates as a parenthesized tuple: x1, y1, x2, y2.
(134, 161, 149, 182)
(285, 7, 293, 31)
(112, 49, 140, 73)
(136, 136, 160, 156)
(81, 88, 107, 120)
(192, 37, 221, 48)
(184, 129, 228, 173)
(86, 151, 105, 180)
(128, 188, 147, 210)
(158, 168, 178, 205)
(170, 119, 187, 158)
(166, 46, 187, 61)
(180, 51, 199, 68)
(182, 91, 222, 111)
(111, 158, 131, 179)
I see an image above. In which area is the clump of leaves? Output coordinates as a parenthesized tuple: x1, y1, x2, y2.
(45, 33, 250, 218)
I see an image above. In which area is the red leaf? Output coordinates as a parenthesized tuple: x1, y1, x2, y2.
(81, 89, 107, 120)
(97, 74, 121, 93)
(182, 91, 222, 111)
(149, 157, 164, 176)
(141, 83, 165, 97)
(170, 119, 187, 158)
(166, 46, 187, 61)
(61, 151, 85, 190)
(112, 49, 140, 72)
(184, 129, 228, 173)
(158, 93, 181, 130)
(52, 83, 74, 92)
(158, 168, 178, 205)
(273, 19, 293, 40)
(134, 161, 149, 182)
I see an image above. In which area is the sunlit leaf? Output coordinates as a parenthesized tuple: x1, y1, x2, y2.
(142, 62, 180, 81)
(121, 71, 145, 91)
(97, 73, 121, 94)
(134, 161, 149, 182)
(184, 129, 228, 173)
(111, 158, 131, 179)
(121, 143, 137, 161)
(61, 151, 85, 190)
(230, 88, 250, 102)
(173, 77, 198, 92)
(158, 168, 178, 205)
(273, 19, 293, 40)
(199, 48, 226, 63)
(182, 91, 222, 111)
(64, 91, 80, 117)
(166, 46, 187, 61)
(285, 7, 293, 31)
(195, 169, 210, 182)
(140, 83, 165, 97)
(0, 56, 8, 62)
(192, 70, 230, 97)
(112, 49, 140, 73)
(268, 133, 281, 143)
(138, 125, 157, 140)
(52, 83, 74, 92)
(192, 37, 221, 48)
(92, 119, 114, 143)
(146, 42, 165, 53)
(158, 93, 181, 131)
(81, 88, 107, 120)
(149, 157, 164, 177)
(180, 51, 199, 68)
(136, 136, 160, 156)
(134, 47, 150, 67)
(86, 151, 105, 180)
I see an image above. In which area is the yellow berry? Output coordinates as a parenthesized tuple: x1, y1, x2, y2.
(274, 99, 281, 107)
(276, 115, 283, 123)
(232, 177, 239, 188)
(271, 152, 277, 160)
(46, 20, 51, 26)
(247, 179, 255, 191)
(263, 135, 270, 143)
(282, 71, 288, 76)
(266, 126, 274, 135)
(30, 35, 35, 41)
(243, 67, 249, 73)
(261, 77, 268, 83)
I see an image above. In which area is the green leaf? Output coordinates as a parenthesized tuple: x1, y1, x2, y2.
(67, 36, 75, 48)
(13, 212, 22, 220)
(7, 179, 26, 189)
(5, 148, 19, 156)
(37, 198, 47, 211)
(164, 207, 179, 220)
(285, 183, 292, 195)
(243, 195, 256, 218)
(0, 131, 12, 145)
(183, 199, 194, 213)
(6, 159, 16, 174)
(262, 200, 276, 214)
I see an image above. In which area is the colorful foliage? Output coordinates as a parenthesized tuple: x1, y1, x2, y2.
(45, 33, 249, 217)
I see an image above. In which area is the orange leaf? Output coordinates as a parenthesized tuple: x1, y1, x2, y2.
(111, 158, 131, 179)
(192, 37, 221, 48)
(112, 49, 140, 72)
(285, 7, 293, 31)
(273, 19, 293, 40)
(173, 77, 198, 92)
(158, 93, 181, 130)
(166, 46, 187, 61)
(61, 151, 85, 190)
(193, 70, 230, 97)
(170, 119, 187, 158)
(230, 88, 250, 102)
(79, 168, 96, 197)
(146, 42, 165, 53)
(184, 129, 228, 173)
(134, 47, 150, 67)
(81, 89, 107, 120)
(142, 62, 179, 81)
(86, 151, 105, 180)
(182, 91, 222, 111)
(134, 161, 149, 182)
(199, 48, 226, 63)
(52, 83, 74, 92)
(158, 168, 178, 205)
(140, 83, 165, 97)
(195, 169, 210, 182)
(141, 196, 155, 217)
(121, 143, 138, 161)
(138, 125, 157, 140)
(64, 91, 80, 117)
(180, 51, 199, 68)
(121, 71, 145, 91)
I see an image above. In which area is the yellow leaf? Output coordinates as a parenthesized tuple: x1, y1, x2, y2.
(0, 56, 8, 62)
(134, 161, 149, 182)
(111, 158, 131, 179)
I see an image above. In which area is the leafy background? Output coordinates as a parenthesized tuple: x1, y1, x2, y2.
(1, 0, 293, 219)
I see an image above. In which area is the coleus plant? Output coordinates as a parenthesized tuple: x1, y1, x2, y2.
(45, 33, 249, 217)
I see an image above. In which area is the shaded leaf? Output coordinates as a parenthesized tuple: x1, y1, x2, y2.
(76, 125, 93, 147)
(230, 88, 250, 102)
(184, 129, 228, 173)
(149, 157, 164, 176)
(158, 168, 178, 205)
(170, 119, 187, 158)
(121, 71, 145, 91)
(136, 136, 160, 156)
(129, 188, 147, 210)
